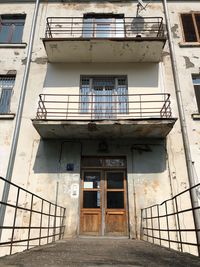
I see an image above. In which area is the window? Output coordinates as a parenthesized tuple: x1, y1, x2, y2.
(80, 76, 128, 119)
(192, 75, 200, 113)
(83, 13, 124, 38)
(0, 76, 15, 114)
(0, 14, 26, 43)
(181, 13, 200, 42)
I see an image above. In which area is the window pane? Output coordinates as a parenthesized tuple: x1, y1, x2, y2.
(0, 89, 12, 113)
(80, 78, 90, 113)
(192, 75, 200, 113)
(84, 172, 100, 189)
(0, 25, 10, 43)
(181, 14, 197, 42)
(115, 18, 124, 37)
(107, 172, 124, 189)
(82, 18, 93, 37)
(107, 192, 124, 209)
(12, 24, 24, 43)
(104, 159, 126, 167)
(194, 85, 200, 113)
(95, 19, 112, 38)
(0, 15, 25, 43)
(82, 157, 104, 167)
(0, 76, 15, 113)
(83, 191, 100, 208)
(192, 75, 200, 85)
(195, 14, 200, 39)
(117, 78, 128, 114)
(82, 15, 124, 38)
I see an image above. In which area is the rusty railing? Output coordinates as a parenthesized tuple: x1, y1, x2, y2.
(35, 93, 172, 120)
(141, 183, 200, 256)
(45, 17, 165, 39)
(0, 176, 66, 255)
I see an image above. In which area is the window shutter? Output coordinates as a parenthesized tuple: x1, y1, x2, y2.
(0, 88, 12, 113)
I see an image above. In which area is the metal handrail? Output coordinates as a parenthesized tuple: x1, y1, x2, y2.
(141, 183, 200, 256)
(0, 176, 66, 255)
(44, 17, 165, 39)
(35, 93, 172, 120)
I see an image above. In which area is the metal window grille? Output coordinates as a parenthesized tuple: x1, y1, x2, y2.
(0, 76, 15, 114)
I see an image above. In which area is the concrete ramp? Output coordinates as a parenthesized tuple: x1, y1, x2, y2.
(0, 238, 200, 267)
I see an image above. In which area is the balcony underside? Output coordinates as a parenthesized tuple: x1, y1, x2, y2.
(32, 118, 176, 139)
(43, 38, 166, 63)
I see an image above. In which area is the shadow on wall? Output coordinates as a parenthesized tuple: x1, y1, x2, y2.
(33, 140, 82, 174)
(130, 140, 166, 173)
(43, 63, 159, 88)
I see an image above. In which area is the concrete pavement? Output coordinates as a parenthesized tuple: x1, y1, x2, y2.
(0, 238, 200, 267)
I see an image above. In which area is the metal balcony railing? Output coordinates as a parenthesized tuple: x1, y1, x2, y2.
(141, 183, 200, 256)
(45, 17, 165, 39)
(35, 93, 172, 120)
(0, 177, 66, 255)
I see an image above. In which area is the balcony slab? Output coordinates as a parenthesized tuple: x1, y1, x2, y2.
(32, 118, 177, 139)
(43, 38, 166, 63)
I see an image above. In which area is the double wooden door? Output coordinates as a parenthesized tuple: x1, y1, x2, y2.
(80, 170, 128, 236)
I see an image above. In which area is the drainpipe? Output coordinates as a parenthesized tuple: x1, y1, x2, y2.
(162, 0, 200, 255)
(0, 0, 40, 241)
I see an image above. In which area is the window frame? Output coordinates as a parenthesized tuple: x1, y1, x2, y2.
(180, 12, 200, 43)
(0, 75, 15, 114)
(79, 75, 128, 118)
(82, 13, 125, 38)
(0, 14, 26, 44)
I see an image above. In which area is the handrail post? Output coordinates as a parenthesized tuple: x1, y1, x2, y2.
(157, 205, 161, 246)
(27, 194, 34, 250)
(39, 199, 44, 246)
(10, 187, 20, 255)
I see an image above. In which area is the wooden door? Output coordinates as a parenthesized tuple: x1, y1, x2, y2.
(104, 171, 128, 236)
(80, 168, 128, 236)
(80, 171, 102, 235)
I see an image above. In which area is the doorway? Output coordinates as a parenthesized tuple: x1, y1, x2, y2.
(80, 157, 128, 236)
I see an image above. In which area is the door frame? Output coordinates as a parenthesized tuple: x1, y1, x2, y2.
(79, 156, 129, 236)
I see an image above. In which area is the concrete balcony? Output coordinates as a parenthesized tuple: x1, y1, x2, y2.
(32, 93, 176, 139)
(42, 16, 166, 63)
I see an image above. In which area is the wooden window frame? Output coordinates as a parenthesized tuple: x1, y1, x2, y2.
(180, 12, 200, 43)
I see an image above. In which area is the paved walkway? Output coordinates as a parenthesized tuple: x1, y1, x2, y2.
(0, 238, 200, 267)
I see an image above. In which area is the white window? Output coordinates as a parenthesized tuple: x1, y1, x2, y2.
(82, 14, 124, 38)
(192, 75, 200, 113)
(80, 76, 128, 119)
(0, 76, 15, 114)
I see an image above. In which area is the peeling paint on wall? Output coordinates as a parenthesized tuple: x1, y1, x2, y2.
(183, 56, 195, 69)
(171, 24, 179, 39)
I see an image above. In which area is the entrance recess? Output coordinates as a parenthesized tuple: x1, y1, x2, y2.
(80, 157, 128, 236)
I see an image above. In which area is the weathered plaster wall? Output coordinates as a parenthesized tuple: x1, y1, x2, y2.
(0, 0, 197, 256)
(168, 1, 200, 184)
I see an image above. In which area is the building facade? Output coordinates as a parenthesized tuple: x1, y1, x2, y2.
(0, 0, 199, 256)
